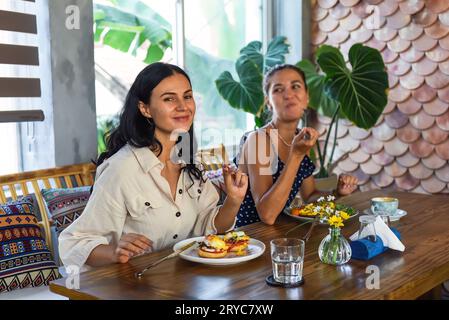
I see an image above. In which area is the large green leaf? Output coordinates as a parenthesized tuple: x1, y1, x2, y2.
(240, 41, 263, 72)
(94, 9, 105, 21)
(215, 36, 290, 127)
(239, 36, 289, 73)
(94, 2, 171, 61)
(317, 44, 388, 129)
(215, 57, 264, 115)
(296, 59, 338, 118)
(103, 30, 136, 52)
(264, 36, 290, 71)
(144, 44, 164, 64)
(111, 0, 170, 29)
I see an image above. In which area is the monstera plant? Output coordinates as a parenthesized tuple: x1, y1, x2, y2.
(215, 36, 290, 127)
(297, 43, 389, 178)
(216, 38, 389, 180)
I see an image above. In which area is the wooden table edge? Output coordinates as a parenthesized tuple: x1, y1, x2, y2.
(49, 282, 99, 300)
(383, 260, 449, 300)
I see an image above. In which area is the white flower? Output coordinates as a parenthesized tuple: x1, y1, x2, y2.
(317, 196, 325, 202)
(326, 207, 333, 214)
(327, 195, 336, 201)
(313, 206, 322, 213)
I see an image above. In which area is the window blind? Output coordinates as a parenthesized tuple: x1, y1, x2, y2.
(0, 0, 44, 122)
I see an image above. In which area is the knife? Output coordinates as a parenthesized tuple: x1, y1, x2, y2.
(135, 241, 197, 278)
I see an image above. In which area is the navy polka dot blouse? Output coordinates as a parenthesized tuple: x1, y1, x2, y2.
(235, 155, 315, 227)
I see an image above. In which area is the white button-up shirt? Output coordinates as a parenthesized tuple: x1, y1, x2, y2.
(59, 144, 231, 270)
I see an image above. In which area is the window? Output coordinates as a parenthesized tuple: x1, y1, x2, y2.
(184, 0, 263, 149)
(0, 0, 41, 174)
(1, 0, 272, 175)
(94, 0, 263, 153)
(94, 0, 176, 119)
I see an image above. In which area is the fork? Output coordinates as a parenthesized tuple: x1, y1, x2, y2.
(301, 219, 319, 242)
(134, 241, 197, 278)
(285, 217, 319, 242)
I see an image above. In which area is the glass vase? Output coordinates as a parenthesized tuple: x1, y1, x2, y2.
(318, 228, 352, 265)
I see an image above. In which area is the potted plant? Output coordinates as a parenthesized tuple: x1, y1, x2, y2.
(297, 43, 389, 190)
(216, 39, 389, 191)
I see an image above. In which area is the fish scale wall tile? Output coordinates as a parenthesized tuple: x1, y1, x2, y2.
(372, 150, 395, 166)
(378, 0, 398, 17)
(396, 123, 420, 143)
(311, 0, 449, 194)
(438, 86, 449, 103)
(396, 152, 420, 168)
(397, 97, 421, 115)
(440, 37, 449, 51)
(412, 9, 438, 28)
(412, 83, 437, 102)
(399, 1, 424, 16)
(435, 166, 449, 182)
(400, 46, 425, 63)
(412, 34, 438, 51)
(439, 60, 449, 75)
(427, 1, 449, 15)
(422, 152, 446, 170)
(423, 98, 448, 116)
(412, 58, 438, 76)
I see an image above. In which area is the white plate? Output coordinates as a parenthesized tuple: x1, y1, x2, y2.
(173, 236, 266, 266)
(284, 208, 360, 224)
(362, 208, 408, 221)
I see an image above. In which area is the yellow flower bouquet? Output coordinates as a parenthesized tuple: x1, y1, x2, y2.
(291, 195, 355, 228)
(312, 195, 353, 265)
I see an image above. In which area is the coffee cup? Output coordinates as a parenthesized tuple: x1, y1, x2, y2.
(370, 197, 398, 216)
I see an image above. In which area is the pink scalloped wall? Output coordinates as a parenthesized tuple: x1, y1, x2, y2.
(311, 0, 449, 194)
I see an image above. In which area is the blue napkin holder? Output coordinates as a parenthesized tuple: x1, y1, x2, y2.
(350, 228, 401, 261)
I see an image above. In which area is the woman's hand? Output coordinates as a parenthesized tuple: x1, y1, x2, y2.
(290, 127, 319, 157)
(223, 164, 248, 204)
(337, 175, 358, 196)
(113, 233, 153, 264)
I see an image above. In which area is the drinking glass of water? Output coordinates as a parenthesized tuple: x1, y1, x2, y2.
(270, 238, 305, 284)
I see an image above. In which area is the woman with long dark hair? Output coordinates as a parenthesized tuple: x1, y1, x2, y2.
(235, 64, 357, 227)
(59, 63, 248, 269)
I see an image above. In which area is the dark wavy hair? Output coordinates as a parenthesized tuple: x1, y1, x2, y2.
(263, 64, 308, 96)
(94, 62, 205, 191)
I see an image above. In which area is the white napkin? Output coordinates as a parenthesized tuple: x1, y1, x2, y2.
(350, 216, 405, 252)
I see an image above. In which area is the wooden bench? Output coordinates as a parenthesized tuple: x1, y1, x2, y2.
(0, 163, 96, 258)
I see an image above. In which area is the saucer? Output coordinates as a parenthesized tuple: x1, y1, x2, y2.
(363, 208, 407, 221)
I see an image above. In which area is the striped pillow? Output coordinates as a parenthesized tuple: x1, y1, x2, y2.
(41, 187, 91, 236)
(0, 198, 60, 293)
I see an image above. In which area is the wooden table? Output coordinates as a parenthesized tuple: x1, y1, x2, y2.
(50, 190, 449, 299)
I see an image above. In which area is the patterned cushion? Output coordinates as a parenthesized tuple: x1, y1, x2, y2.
(41, 187, 91, 236)
(6, 194, 43, 223)
(0, 198, 60, 293)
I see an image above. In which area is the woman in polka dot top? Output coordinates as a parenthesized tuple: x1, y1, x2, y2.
(233, 64, 358, 227)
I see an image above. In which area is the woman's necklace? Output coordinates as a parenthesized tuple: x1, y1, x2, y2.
(269, 121, 293, 147)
